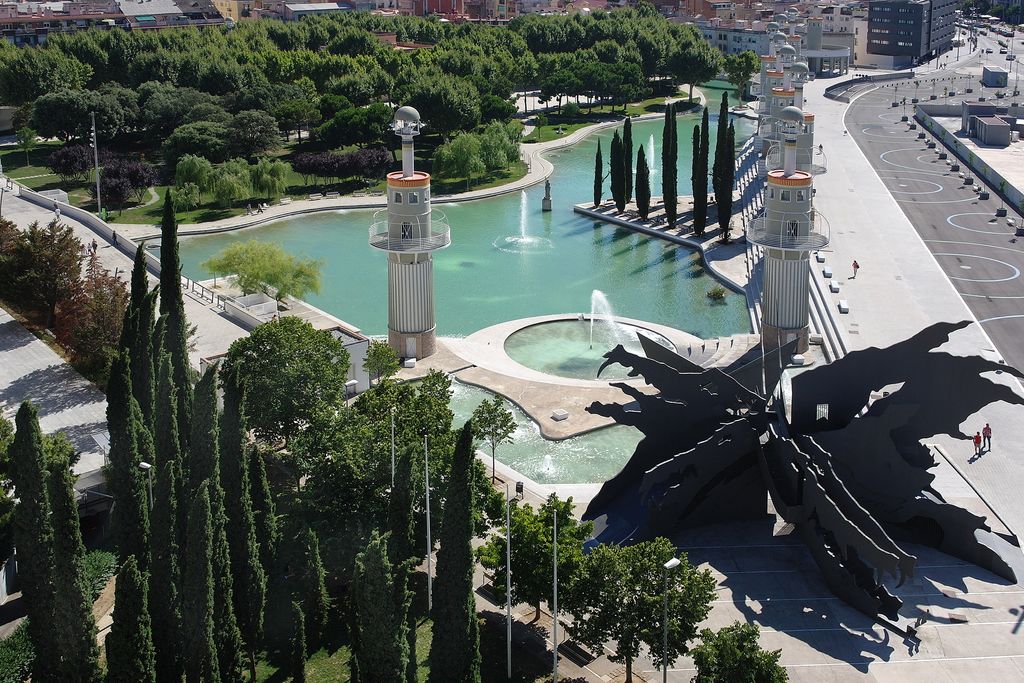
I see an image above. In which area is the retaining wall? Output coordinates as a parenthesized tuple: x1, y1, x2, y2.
(915, 106, 1024, 213)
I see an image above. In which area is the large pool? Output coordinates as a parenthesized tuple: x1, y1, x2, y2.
(179, 93, 755, 339)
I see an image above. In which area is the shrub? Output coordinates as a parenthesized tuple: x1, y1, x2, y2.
(0, 621, 33, 683)
(83, 549, 118, 600)
(562, 102, 582, 119)
(534, 113, 548, 128)
(707, 284, 727, 301)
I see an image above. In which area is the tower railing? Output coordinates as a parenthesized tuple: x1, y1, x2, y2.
(369, 210, 451, 253)
(746, 210, 830, 251)
(766, 143, 827, 175)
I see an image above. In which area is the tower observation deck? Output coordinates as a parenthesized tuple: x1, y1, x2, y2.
(369, 106, 450, 360)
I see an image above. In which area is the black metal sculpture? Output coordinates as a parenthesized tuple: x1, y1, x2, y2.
(584, 321, 1024, 623)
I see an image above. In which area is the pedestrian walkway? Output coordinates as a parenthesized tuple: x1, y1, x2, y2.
(0, 308, 107, 479)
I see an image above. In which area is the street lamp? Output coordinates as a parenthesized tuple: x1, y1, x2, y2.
(90, 112, 101, 218)
(505, 481, 523, 680)
(390, 406, 396, 490)
(662, 557, 681, 683)
(552, 507, 558, 683)
(138, 461, 153, 511)
(423, 431, 432, 611)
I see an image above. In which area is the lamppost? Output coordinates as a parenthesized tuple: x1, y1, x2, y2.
(662, 557, 681, 683)
(390, 406, 396, 489)
(551, 507, 558, 683)
(90, 112, 101, 218)
(423, 431, 432, 611)
(139, 461, 153, 511)
(505, 481, 523, 680)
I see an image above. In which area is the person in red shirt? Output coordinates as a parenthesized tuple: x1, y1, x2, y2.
(983, 423, 992, 451)
(973, 431, 983, 455)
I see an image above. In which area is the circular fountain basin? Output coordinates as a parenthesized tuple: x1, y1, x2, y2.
(504, 319, 675, 381)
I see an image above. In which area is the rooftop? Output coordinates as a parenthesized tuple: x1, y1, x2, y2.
(114, 0, 180, 15)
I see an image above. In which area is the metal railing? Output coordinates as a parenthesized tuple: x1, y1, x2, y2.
(766, 143, 828, 175)
(369, 210, 452, 253)
(746, 210, 830, 251)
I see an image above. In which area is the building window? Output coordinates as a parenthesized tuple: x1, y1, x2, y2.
(409, 192, 418, 204)
(788, 220, 799, 236)
(781, 190, 791, 201)
(401, 222, 413, 239)
(394, 192, 402, 203)
(769, 188, 775, 199)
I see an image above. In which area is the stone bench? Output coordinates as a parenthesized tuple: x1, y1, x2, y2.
(822, 267, 833, 279)
(838, 299, 850, 314)
(829, 281, 840, 293)
(815, 252, 827, 263)
(308, 193, 324, 201)
(551, 409, 569, 422)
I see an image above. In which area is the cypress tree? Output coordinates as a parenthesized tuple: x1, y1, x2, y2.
(623, 116, 633, 203)
(159, 190, 192, 452)
(49, 454, 102, 682)
(182, 482, 220, 683)
(387, 446, 417, 683)
(691, 125, 703, 235)
(300, 528, 329, 650)
(107, 350, 151, 568)
(353, 530, 410, 683)
(8, 403, 58, 682)
(636, 147, 651, 220)
(694, 109, 710, 236)
(219, 369, 267, 683)
(662, 103, 678, 225)
(151, 354, 183, 683)
(719, 121, 736, 243)
(427, 422, 480, 683)
(125, 245, 156, 429)
(190, 366, 245, 682)
(593, 139, 603, 208)
(152, 313, 167, 370)
(291, 602, 307, 683)
(712, 91, 729, 209)
(249, 448, 279, 576)
(106, 556, 156, 683)
(610, 130, 625, 212)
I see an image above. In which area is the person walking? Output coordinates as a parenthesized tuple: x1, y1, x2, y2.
(973, 431, 983, 455)
(983, 423, 992, 451)
(852, 260, 860, 279)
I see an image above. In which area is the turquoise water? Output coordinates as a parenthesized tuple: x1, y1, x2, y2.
(504, 319, 673, 381)
(178, 109, 755, 338)
(449, 380, 641, 484)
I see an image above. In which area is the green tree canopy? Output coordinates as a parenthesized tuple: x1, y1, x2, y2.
(470, 395, 515, 482)
(691, 621, 788, 683)
(105, 555, 156, 683)
(352, 530, 410, 683)
(567, 538, 716, 681)
(434, 133, 485, 190)
(364, 339, 400, 384)
(223, 316, 350, 444)
(724, 51, 760, 99)
(202, 240, 321, 305)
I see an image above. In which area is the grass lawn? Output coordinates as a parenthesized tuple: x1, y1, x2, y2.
(0, 141, 62, 180)
(432, 160, 528, 196)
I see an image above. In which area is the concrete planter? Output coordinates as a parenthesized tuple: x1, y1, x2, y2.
(892, 101, 899, 107)
(939, 152, 948, 159)
(917, 132, 926, 139)
(997, 207, 1008, 217)
(927, 141, 936, 148)
(910, 123, 918, 130)
(980, 191, 990, 200)
(911, 98, 920, 103)
(966, 88, 974, 93)
(964, 176, 974, 185)
(901, 115, 909, 121)
(950, 164, 960, 172)
(929, 95, 938, 100)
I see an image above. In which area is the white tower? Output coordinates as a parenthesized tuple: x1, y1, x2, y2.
(370, 106, 450, 360)
(748, 105, 830, 353)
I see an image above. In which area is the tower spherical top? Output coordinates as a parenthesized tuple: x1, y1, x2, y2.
(779, 105, 804, 123)
(771, 31, 788, 43)
(394, 106, 421, 126)
(779, 44, 797, 56)
(766, 21, 779, 32)
(790, 62, 809, 76)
